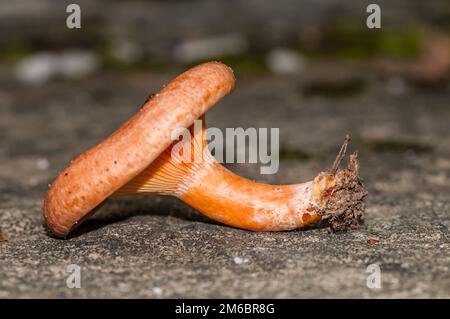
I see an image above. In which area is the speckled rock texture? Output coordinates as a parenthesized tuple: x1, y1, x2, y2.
(0, 0, 449, 298)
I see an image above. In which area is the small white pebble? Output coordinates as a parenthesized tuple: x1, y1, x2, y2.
(14, 51, 99, 85)
(14, 52, 57, 85)
(36, 158, 49, 170)
(173, 33, 248, 63)
(28, 177, 39, 186)
(152, 287, 163, 295)
(266, 48, 304, 75)
(233, 257, 248, 265)
(58, 51, 100, 79)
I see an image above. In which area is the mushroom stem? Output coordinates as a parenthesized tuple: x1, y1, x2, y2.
(116, 120, 367, 231)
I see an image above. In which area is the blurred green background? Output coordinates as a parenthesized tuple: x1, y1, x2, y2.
(1, 0, 449, 81)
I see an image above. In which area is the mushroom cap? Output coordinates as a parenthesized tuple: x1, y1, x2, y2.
(44, 62, 235, 237)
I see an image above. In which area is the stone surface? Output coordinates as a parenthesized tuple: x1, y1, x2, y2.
(1, 66, 449, 298)
(0, 0, 449, 299)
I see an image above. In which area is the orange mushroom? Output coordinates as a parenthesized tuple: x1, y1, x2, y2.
(44, 62, 367, 238)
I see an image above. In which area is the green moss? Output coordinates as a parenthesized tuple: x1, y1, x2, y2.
(219, 54, 268, 75)
(0, 42, 31, 63)
(377, 30, 424, 58)
(301, 24, 424, 60)
(279, 149, 312, 162)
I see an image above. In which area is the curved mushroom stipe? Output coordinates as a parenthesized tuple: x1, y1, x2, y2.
(116, 120, 367, 232)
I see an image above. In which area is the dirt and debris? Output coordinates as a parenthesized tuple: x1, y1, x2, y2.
(320, 152, 368, 231)
(0, 228, 8, 242)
